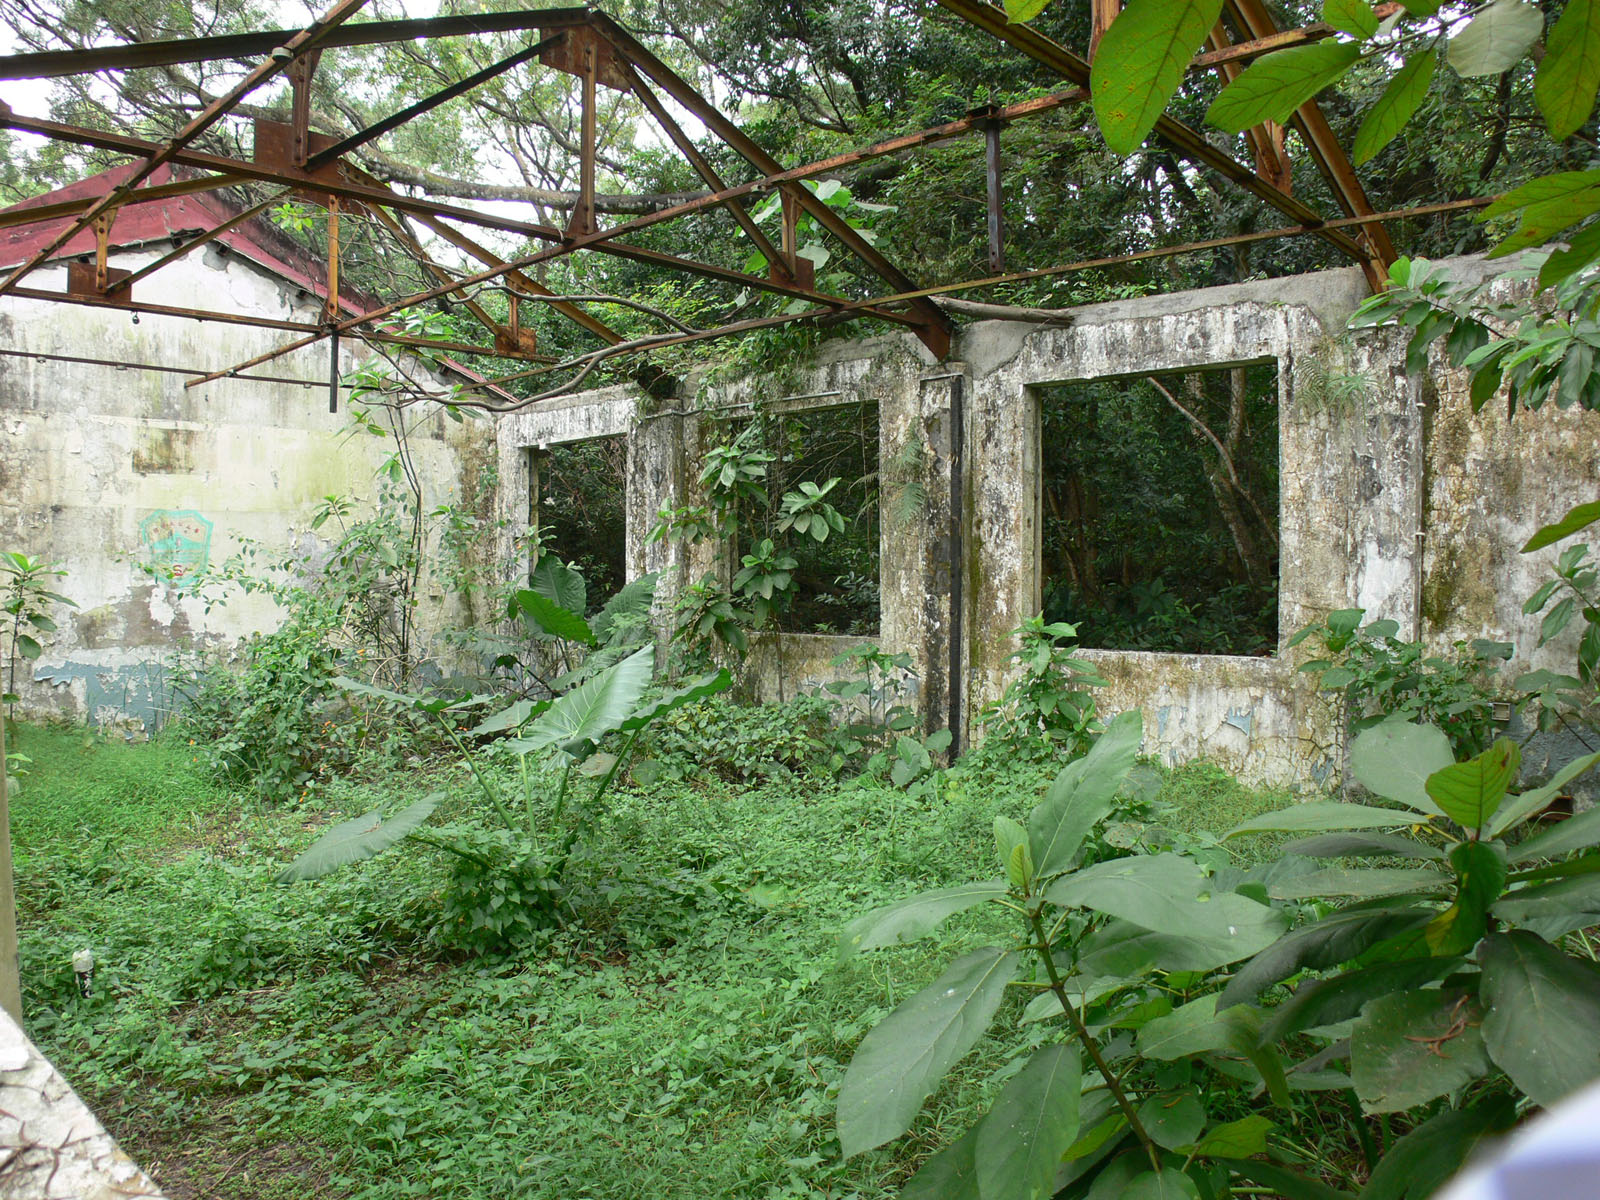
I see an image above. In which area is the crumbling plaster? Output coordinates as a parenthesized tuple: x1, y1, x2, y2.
(494, 255, 1596, 788)
(0, 246, 496, 727)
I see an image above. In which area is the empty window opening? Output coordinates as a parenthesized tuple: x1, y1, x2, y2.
(728, 402, 881, 636)
(1038, 361, 1279, 655)
(537, 435, 628, 600)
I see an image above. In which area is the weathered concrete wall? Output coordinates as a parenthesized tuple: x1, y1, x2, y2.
(0, 247, 496, 727)
(492, 255, 1597, 788)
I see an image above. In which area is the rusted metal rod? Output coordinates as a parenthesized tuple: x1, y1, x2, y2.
(2, 284, 542, 358)
(0, 0, 372, 298)
(112, 188, 291, 292)
(457, 194, 1495, 397)
(304, 32, 567, 170)
(0, 171, 246, 231)
(933, 0, 1371, 268)
(0, 7, 593, 80)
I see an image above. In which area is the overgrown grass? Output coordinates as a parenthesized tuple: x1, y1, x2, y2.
(12, 723, 1309, 1200)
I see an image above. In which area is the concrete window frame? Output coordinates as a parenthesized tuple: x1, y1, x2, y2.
(1025, 355, 1282, 659)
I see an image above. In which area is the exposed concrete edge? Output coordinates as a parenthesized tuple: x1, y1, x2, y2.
(0, 1007, 165, 1198)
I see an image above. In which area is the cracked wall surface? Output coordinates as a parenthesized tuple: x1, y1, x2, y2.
(0, 248, 497, 730)
(496, 255, 1598, 788)
(0, 1006, 163, 1199)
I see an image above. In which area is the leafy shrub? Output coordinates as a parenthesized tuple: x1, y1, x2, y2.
(836, 713, 1600, 1199)
(642, 694, 831, 783)
(976, 615, 1106, 757)
(1291, 607, 1511, 755)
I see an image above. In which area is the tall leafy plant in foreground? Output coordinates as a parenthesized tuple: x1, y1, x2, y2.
(278, 573, 731, 949)
(1222, 720, 1600, 1137)
(838, 711, 1600, 1198)
(837, 711, 1307, 1199)
(1, 551, 75, 712)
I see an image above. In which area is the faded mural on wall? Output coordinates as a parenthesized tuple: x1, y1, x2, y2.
(138, 510, 212, 589)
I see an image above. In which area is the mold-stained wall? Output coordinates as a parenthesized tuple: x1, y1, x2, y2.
(0, 245, 496, 728)
(493, 256, 1599, 788)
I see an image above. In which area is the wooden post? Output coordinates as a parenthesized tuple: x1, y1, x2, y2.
(984, 115, 1005, 273)
(0, 714, 21, 1023)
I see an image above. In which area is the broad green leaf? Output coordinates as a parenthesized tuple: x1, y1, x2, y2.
(1483, 168, 1600, 219)
(837, 948, 1018, 1158)
(1493, 750, 1600, 841)
(1351, 719, 1453, 815)
(1045, 854, 1286, 956)
(1021, 975, 1124, 1024)
(901, 1126, 979, 1200)
(1260, 957, 1460, 1043)
(1137, 995, 1255, 1059)
(840, 881, 1009, 956)
(1136, 1094, 1204, 1151)
(1353, 50, 1438, 165)
(1493, 870, 1600, 934)
(1448, 0, 1544, 78)
(590, 572, 658, 642)
(468, 697, 552, 737)
(1523, 500, 1600, 552)
(995, 815, 1031, 888)
(530, 554, 586, 616)
(1324, 0, 1379, 38)
(1004, 0, 1053, 21)
(506, 645, 654, 755)
(1028, 709, 1141, 878)
(1268, 867, 1446, 901)
(1121, 1169, 1201, 1200)
(1207, 40, 1362, 134)
(333, 676, 436, 710)
(1539, 222, 1600, 288)
(1076, 917, 1275, 977)
(1352, 990, 1491, 1112)
(1284, 832, 1444, 859)
(1479, 929, 1600, 1106)
(1538, 0, 1600, 139)
(975, 1045, 1081, 1200)
(1218, 906, 1433, 1009)
(1226, 801, 1421, 838)
(511, 588, 595, 646)
(1425, 840, 1507, 955)
(1425, 738, 1519, 831)
(276, 794, 440, 882)
(1361, 1097, 1517, 1200)
(1190, 1115, 1273, 1158)
(619, 668, 733, 731)
(1090, 0, 1224, 155)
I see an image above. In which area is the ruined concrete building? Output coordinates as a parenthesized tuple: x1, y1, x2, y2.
(0, 165, 499, 724)
(4, 226, 1597, 786)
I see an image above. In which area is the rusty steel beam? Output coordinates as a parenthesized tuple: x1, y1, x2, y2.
(0, 171, 248, 231)
(1224, 0, 1395, 283)
(934, 0, 1372, 269)
(406, 212, 624, 346)
(1, 283, 543, 359)
(589, 13, 954, 357)
(304, 32, 566, 171)
(112, 188, 290, 293)
(0, 0, 372, 299)
(622, 63, 789, 282)
(459, 195, 1496, 401)
(1189, 5, 1401, 72)
(369, 204, 525, 351)
(0, 8, 593, 80)
(0, 111, 903, 322)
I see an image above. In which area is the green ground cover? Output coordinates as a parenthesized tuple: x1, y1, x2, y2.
(8, 720, 1290, 1200)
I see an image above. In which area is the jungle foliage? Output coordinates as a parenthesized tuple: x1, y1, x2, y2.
(1040, 363, 1279, 655)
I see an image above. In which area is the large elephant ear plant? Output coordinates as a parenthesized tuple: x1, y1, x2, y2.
(836, 712, 1600, 1200)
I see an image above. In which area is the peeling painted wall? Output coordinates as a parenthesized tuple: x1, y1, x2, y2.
(0, 246, 495, 729)
(493, 255, 1598, 789)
